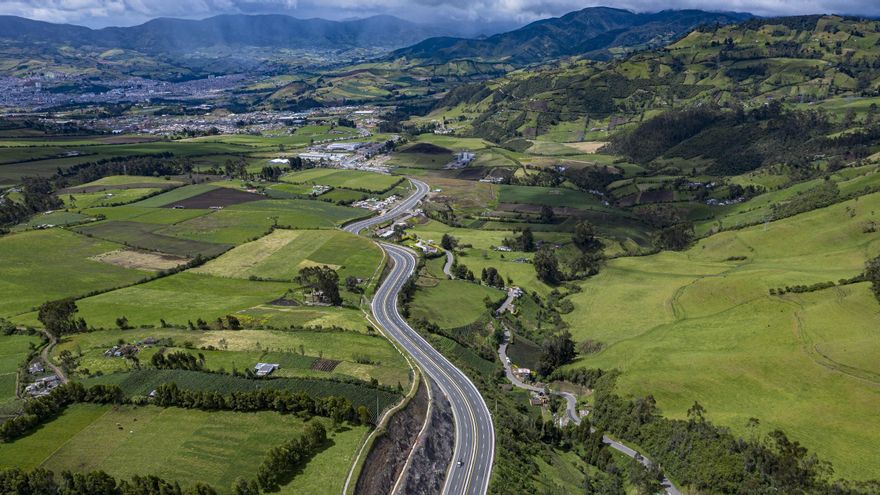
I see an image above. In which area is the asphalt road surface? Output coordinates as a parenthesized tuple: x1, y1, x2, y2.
(346, 179, 495, 494)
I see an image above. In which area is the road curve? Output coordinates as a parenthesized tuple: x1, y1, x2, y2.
(344, 179, 495, 495)
(498, 331, 681, 495)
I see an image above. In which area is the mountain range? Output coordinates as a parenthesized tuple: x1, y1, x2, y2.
(0, 14, 449, 53)
(391, 7, 751, 64)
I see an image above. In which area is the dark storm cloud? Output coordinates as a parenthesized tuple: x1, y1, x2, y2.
(1, 0, 878, 27)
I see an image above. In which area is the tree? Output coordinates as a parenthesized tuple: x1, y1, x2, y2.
(38, 299, 87, 340)
(441, 233, 458, 251)
(572, 220, 603, 253)
(537, 330, 575, 376)
(115, 316, 130, 330)
(867, 255, 880, 301)
(345, 275, 361, 293)
(540, 204, 555, 223)
(232, 477, 260, 495)
(298, 266, 342, 306)
(533, 248, 561, 284)
(654, 222, 694, 251)
(481, 267, 504, 288)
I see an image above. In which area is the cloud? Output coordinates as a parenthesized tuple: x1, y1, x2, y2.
(0, 0, 878, 27)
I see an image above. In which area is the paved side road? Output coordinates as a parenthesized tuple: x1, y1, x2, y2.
(346, 179, 495, 495)
(498, 331, 682, 495)
(443, 250, 455, 278)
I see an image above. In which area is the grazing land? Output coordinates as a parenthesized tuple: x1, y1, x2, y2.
(0, 403, 366, 495)
(562, 192, 880, 479)
(282, 168, 402, 193)
(0, 229, 150, 318)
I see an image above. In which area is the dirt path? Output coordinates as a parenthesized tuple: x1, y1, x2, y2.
(38, 330, 67, 383)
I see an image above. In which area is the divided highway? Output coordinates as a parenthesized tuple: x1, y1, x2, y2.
(345, 179, 495, 495)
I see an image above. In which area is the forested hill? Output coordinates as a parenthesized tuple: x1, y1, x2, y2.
(390, 7, 750, 64)
(447, 15, 880, 146)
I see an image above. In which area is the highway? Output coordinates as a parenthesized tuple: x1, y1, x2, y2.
(345, 179, 495, 495)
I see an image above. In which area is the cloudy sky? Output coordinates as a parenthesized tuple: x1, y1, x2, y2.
(1, 0, 878, 28)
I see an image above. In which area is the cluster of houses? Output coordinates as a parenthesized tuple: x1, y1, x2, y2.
(104, 337, 157, 358)
(24, 362, 61, 397)
(352, 195, 399, 212)
(105, 344, 139, 358)
(310, 185, 332, 196)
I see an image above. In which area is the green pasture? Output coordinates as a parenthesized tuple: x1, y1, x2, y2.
(54, 327, 408, 387)
(0, 229, 150, 318)
(194, 229, 383, 284)
(561, 192, 880, 479)
(0, 403, 366, 494)
(281, 169, 402, 193)
(410, 279, 504, 329)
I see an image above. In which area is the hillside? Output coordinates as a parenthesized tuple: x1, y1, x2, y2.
(391, 7, 750, 64)
(438, 15, 880, 144)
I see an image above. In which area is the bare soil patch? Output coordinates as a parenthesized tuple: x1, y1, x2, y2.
(564, 141, 608, 153)
(161, 187, 264, 209)
(310, 359, 342, 372)
(90, 249, 188, 272)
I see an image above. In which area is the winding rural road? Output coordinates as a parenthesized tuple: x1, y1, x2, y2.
(443, 249, 455, 278)
(498, 331, 682, 495)
(345, 179, 495, 495)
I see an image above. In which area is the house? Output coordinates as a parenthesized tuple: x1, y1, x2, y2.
(28, 362, 44, 374)
(512, 367, 531, 380)
(529, 392, 549, 406)
(494, 245, 512, 252)
(254, 363, 279, 377)
(268, 158, 290, 165)
(25, 374, 60, 397)
(414, 239, 438, 255)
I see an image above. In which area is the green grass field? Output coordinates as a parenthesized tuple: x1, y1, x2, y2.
(561, 192, 880, 479)
(0, 334, 40, 416)
(0, 403, 366, 494)
(55, 327, 409, 387)
(410, 279, 504, 329)
(281, 169, 402, 193)
(193, 229, 383, 284)
(160, 200, 367, 245)
(75, 220, 231, 258)
(63, 188, 163, 209)
(0, 229, 150, 318)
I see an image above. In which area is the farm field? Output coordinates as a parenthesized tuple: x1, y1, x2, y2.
(281, 168, 402, 193)
(193, 229, 383, 286)
(54, 327, 410, 387)
(0, 334, 40, 416)
(561, 191, 880, 479)
(0, 229, 151, 318)
(0, 403, 367, 494)
(410, 279, 505, 329)
(63, 187, 163, 209)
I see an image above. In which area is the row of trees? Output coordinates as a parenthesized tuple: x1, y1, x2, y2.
(150, 383, 360, 424)
(0, 383, 123, 442)
(0, 469, 219, 495)
(150, 351, 205, 371)
(255, 422, 327, 491)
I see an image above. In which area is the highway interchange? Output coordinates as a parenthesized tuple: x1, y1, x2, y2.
(345, 179, 495, 495)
